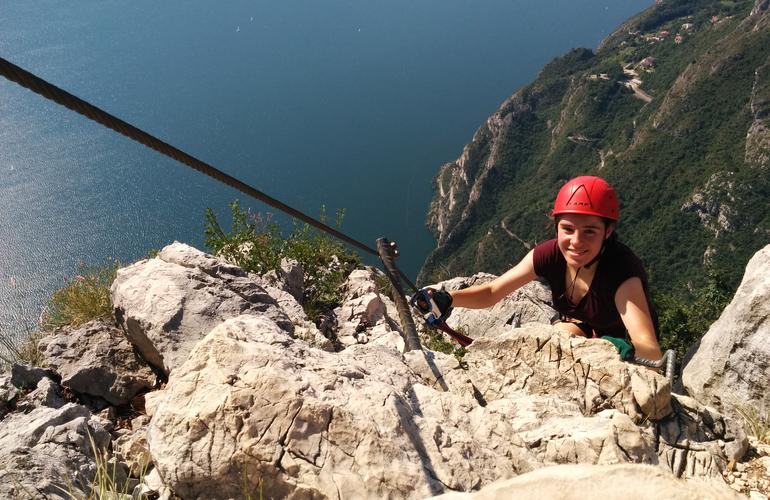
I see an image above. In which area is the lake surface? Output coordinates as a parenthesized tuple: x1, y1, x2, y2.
(0, 0, 651, 334)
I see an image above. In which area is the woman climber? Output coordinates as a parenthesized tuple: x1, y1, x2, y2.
(416, 175, 663, 361)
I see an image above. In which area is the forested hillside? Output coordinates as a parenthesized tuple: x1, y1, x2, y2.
(420, 0, 770, 298)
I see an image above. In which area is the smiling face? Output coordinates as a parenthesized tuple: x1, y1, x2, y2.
(556, 213, 613, 268)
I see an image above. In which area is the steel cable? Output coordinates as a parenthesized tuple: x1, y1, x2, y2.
(0, 56, 380, 258)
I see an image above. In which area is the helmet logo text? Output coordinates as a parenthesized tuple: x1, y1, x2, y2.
(566, 185, 593, 208)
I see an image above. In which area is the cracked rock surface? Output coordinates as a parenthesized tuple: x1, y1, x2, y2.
(39, 319, 156, 406)
(146, 314, 741, 498)
(110, 242, 294, 376)
(0, 403, 111, 499)
(432, 275, 555, 339)
(2, 241, 762, 499)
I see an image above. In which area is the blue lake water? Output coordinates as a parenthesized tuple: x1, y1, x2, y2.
(0, 0, 651, 333)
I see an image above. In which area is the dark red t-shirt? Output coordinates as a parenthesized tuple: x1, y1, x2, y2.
(532, 238, 657, 339)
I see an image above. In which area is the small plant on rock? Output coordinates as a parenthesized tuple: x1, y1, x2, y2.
(204, 201, 361, 321)
(0, 327, 45, 368)
(735, 404, 770, 445)
(423, 327, 468, 361)
(64, 431, 149, 499)
(41, 260, 118, 331)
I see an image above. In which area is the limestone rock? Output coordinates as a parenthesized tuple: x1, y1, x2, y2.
(135, 467, 173, 500)
(334, 268, 403, 347)
(16, 376, 66, 411)
(463, 324, 672, 423)
(39, 319, 156, 406)
(146, 315, 538, 499)
(0, 373, 19, 418)
(746, 119, 770, 169)
(656, 395, 748, 479)
(404, 349, 465, 392)
(145, 315, 735, 498)
(262, 258, 305, 303)
(0, 403, 111, 499)
(114, 426, 151, 476)
(433, 274, 555, 339)
(431, 463, 742, 500)
(111, 241, 293, 375)
(680, 172, 737, 237)
(459, 326, 746, 479)
(293, 321, 335, 351)
(368, 326, 406, 353)
(158, 240, 251, 279)
(682, 243, 770, 420)
(10, 363, 58, 390)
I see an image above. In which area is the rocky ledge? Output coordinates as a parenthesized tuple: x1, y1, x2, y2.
(1, 241, 769, 499)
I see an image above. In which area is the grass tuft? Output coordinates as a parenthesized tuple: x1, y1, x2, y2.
(41, 261, 118, 332)
(735, 404, 770, 445)
(63, 431, 149, 499)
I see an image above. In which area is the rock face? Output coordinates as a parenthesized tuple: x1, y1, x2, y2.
(0, 372, 18, 419)
(435, 274, 555, 338)
(147, 315, 497, 500)
(0, 403, 111, 499)
(3, 242, 762, 499)
(426, 92, 532, 250)
(432, 463, 743, 500)
(146, 313, 741, 499)
(681, 172, 737, 238)
(333, 268, 403, 347)
(682, 243, 770, 420)
(39, 319, 156, 406)
(466, 324, 672, 423)
(111, 242, 294, 375)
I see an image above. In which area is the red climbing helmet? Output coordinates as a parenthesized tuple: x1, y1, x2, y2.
(552, 175, 620, 221)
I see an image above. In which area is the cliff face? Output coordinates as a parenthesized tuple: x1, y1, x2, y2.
(421, 0, 770, 293)
(5, 241, 759, 498)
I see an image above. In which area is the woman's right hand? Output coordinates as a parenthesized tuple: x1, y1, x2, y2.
(410, 288, 453, 323)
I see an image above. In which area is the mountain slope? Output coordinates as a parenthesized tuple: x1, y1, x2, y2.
(420, 0, 770, 295)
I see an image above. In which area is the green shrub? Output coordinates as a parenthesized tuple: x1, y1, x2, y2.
(654, 268, 732, 357)
(40, 261, 118, 332)
(423, 327, 468, 361)
(204, 201, 361, 321)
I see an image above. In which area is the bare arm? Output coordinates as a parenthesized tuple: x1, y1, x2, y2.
(615, 277, 662, 361)
(450, 250, 537, 309)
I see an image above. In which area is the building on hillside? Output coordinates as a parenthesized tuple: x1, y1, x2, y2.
(639, 56, 656, 69)
(675, 34, 684, 44)
(711, 15, 720, 24)
(682, 23, 694, 31)
(659, 30, 670, 38)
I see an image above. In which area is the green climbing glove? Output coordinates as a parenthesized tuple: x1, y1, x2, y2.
(604, 336, 636, 361)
